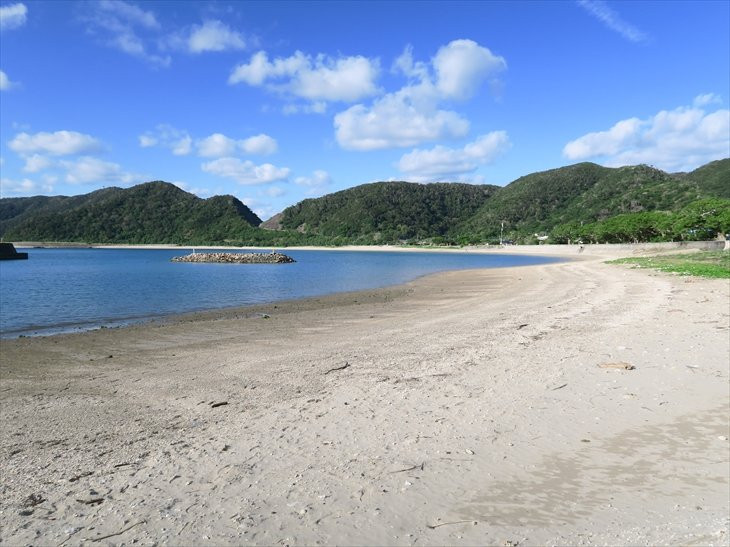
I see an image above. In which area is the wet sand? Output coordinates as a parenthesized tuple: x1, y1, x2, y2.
(1, 247, 728, 545)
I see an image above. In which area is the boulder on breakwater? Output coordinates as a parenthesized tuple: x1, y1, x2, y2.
(171, 251, 295, 264)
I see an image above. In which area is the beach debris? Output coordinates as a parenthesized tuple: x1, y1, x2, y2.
(465, 449, 475, 455)
(21, 493, 45, 507)
(87, 520, 146, 542)
(68, 471, 93, 483)
(516, 324, 528, 330)
(76, 497, 104, 505)
(551, 383, 568, 391)
(210, 401, 228, 408)
(427, 520, 477, 529)
(390, 462, 425, 474)
(598, 362, 635, 370)
(581, 439, 591, 443)
(324, 362, 350, 375)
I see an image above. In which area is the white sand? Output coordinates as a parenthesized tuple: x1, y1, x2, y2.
(1, 248, 728, 546)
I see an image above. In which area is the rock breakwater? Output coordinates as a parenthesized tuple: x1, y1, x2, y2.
(171, 251, 295, 264)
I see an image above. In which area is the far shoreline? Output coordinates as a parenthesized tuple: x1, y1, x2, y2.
(11, 239, 724, 256)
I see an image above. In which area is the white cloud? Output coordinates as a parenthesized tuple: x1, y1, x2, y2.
(0, 177, 53, 197)
(334, 85, 470, 150)
(281, 102, 327, 115)
(138, 125, 192, 155)
(60, 156, 142, 185)
(188, 20, 245, 53)
(577, 0, 647, 43)
(171, 135, 192, 156)
(9, 130, 102, 156)
(397, 132, 510, 181)
(0, 69, 15, 90)
(197, 133, 237, 157)
(563, 118, 642, 159)
(22, 154, 54, 173)
(0, 2, 27, 30)
(432, 39, 506, 100)
(196, 132, 278, 157)
(562, 99, 730, 171)
(229, 50, 380, 103)
(240, 133, 277, 155)
(138, 134, 157, 147)
(391, 45, 429, 81)
(172, 180, 213, 197)
(98, 0, 159, 29)
(694, 93, 722, 107)
(294, 169, 332, 195)
(201, 157, 290, 185)
(335, 40, 505, 150)
(83, 0, 170, 66)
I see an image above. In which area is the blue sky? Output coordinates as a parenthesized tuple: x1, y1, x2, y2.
(1, 0, 728, 220)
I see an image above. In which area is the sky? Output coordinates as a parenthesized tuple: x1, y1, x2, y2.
(1, 0, 728, 220)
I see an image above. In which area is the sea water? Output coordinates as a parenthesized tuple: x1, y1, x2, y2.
(0, 248, 561, 337)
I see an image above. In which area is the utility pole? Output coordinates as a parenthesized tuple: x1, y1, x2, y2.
(500, 220, 504, 245)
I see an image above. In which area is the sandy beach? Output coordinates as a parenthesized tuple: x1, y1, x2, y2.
(1, 246, 728, 546)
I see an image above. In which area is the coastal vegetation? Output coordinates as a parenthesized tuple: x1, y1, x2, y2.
(1, 159, 728, 246)
(608, 251, 730, 279)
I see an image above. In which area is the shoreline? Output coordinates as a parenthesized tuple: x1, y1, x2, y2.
(3, 241, 720, 340)
(1, 251, 728, 545)
(13, 240, 724, 255)
(2, 249, 568, 341)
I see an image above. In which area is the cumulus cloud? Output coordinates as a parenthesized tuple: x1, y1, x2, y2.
(9, 130, 102, 156)
(335, 40, 505, 150)
(172, 180, 213, 198)
(83, 0, 170, 66)
(240, 133, 277, 155)
(335, 86, 470, 150)
(229, 50, 380, 103)
(22, 154, 55, 173)
(196, 132, 277, 157)
(197, 133, 237, 157)
(0, 2, 27, 30)
(432, 39, 507, 100)
(397, 132, 510, 181)
(562, 97, 730, 171)
(201, 157, 290, 185)
(187, 20, 245, 53)
(138, 125, 192, 155)
(0, 69, 16, 90)
(60, 156, 142, 185)
(294, 169, 332, 195)
(694, 93, 722, 107)
(577, 0, 647, 43)
(0, 177, 53, 197)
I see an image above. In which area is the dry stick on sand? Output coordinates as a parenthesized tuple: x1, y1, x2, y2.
(390, 462, 425, 473)
(324, 362, 350, 375)
(87, 520, 146, 542)
(427, 519, 476, 529)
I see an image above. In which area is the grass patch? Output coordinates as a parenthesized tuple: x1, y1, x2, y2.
(608, 250, 730, 279)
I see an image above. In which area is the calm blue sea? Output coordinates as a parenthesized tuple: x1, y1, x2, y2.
(0, 248, 561, 338)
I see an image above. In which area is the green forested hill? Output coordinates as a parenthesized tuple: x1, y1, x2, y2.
(1, 181, 263, 244)
(278, 181, 498, 243)
(2, 159, 728, 245)
(453, 160, 730, 241)
(683, 158, 730, 198)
